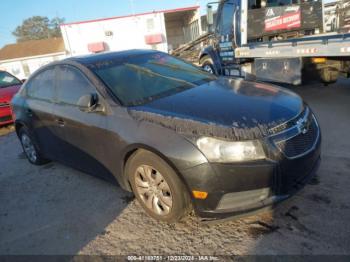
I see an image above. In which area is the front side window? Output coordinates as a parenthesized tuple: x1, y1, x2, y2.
(0, 71, 22, 88)
(218, 0, 235, 36)
(27, 69, 55, 101)
(88, 52, 216, 106)
(56, 65, 96, 106)
(267, 0, 297, 7)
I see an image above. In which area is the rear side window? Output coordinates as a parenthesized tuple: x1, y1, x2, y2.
(26, 69, 55, 101)
(56, 65, 96, 106)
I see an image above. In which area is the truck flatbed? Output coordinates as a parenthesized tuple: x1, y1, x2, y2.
(236, 33, 350, 58)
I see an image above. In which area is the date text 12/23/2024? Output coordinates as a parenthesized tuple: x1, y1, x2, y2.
(127, 255, 219, 261)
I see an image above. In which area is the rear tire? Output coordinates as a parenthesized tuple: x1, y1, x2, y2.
(126, 150, 191, 223)
(200, 55, 215, 75)
(320, 68, 339, 85)
(19, 127, 50, 165)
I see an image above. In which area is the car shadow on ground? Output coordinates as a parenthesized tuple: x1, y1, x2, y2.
(0, 131, 279, 255)
(0, 133, 133, 254)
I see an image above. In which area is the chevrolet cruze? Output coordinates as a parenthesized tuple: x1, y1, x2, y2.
(12, 50, 321, 222)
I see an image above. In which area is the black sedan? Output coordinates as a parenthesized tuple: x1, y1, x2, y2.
(12, 50, 321, 222)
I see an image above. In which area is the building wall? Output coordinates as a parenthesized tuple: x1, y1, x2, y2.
(61, 12, 168, 56)
(0, 53, 66, 80)
(164, 18, 186, 50)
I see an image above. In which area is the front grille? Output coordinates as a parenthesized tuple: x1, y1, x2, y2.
(0, 102, 10, 108)
(275, 115, 319, 158)
(269, 107, 308, 135)
(0, 115, 12, 122)
(276, 153, 320, 195)
(271, 108, 321, 195)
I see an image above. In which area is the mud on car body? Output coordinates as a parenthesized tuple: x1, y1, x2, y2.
(12, 50, 321, 222)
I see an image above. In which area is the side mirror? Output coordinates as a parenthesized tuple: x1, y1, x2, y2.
(21, 79, 26, 83)
(77, 93, 102, 112)
(207, 5, 214, 26)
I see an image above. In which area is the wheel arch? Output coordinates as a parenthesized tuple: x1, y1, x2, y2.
(14, 120, 27, 137)
(121, 144, 193, 198)
(199, 47, 222, 75)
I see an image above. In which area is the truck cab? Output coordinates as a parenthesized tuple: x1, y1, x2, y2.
(173, 0, 350, 85)
(199, 0, 324, 78)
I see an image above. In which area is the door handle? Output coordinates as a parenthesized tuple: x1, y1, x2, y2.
(56, 119, 65, 127)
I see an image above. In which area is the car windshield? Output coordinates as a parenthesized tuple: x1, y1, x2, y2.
(88, 52, 217, 106)
(0, 71, 21, 88)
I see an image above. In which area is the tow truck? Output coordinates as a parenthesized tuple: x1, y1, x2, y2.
(173, 0, 350, 85)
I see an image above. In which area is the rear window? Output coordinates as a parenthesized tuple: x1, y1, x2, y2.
(87, 52, 216, 106)
(0, 71, 21, 88)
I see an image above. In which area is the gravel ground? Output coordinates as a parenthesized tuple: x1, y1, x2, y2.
(0, 79, 349, 255)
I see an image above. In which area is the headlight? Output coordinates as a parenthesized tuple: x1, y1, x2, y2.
(196, 137, 266, 163)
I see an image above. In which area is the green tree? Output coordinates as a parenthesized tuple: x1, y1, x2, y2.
(12, 16, 65, 42)
(49, 17, 65, 38)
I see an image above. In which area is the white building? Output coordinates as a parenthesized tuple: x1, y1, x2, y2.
(0, 38, 66, 80)
(324, 0, 341, 32)
(60, 6, 202, 56)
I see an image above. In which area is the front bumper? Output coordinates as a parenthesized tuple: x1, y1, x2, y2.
(0, 105, 14, 126)
(181, 124, 321, 220)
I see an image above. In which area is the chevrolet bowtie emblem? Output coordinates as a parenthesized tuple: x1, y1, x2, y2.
(296, 117, 309, 134)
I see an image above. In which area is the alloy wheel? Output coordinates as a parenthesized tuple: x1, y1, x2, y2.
(21, 134, 37, 163)
(134, 165, 173, 216)
(203, 64, 214, 74)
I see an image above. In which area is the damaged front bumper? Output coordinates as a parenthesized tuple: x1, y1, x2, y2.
(181, 132, 321, 220)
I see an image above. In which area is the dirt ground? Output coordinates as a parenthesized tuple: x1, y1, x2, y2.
(0, 79, 349, 256)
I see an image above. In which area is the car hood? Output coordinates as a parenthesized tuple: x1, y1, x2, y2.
(128, 78, 303, 140)
(0, 85, 21, 103)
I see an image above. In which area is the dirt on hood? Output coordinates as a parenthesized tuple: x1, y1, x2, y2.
(128, 109, 287, 141)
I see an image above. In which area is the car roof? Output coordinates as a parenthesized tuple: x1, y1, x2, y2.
(65, 49, 160, 66)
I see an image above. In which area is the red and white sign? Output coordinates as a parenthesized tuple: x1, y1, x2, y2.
(265, 10, 301, 32)
(87, 42, 106, 53)
(144, 34, 164, 45)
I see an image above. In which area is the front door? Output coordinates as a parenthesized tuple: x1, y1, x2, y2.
(52, 65, 113, 181)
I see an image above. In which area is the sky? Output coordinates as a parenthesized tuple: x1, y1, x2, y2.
(0, 0, 337, 48)
(0, 0, 211, 48)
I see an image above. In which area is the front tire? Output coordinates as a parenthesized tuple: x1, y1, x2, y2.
(126, 150, 190, 223)
(19, 127, 50, 165)
(320, 68, 339, 84)
(200, 55, 215, 74)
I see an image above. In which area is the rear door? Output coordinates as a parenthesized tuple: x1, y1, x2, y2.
(25, 67, 62, 159)
(53, 65, 113, 180)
